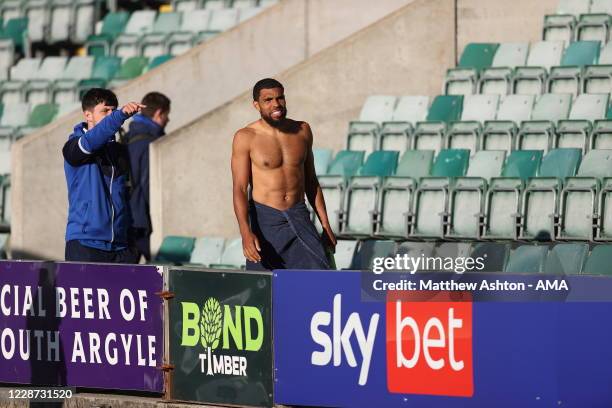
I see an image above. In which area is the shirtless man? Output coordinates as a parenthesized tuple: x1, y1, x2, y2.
(231, 78, 336, 270)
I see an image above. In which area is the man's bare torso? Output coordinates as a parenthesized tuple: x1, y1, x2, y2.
(239, 119, 310, 211)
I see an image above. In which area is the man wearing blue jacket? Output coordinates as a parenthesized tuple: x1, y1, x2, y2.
(126, 92, 171, 262)
(63, 88, 144, 263)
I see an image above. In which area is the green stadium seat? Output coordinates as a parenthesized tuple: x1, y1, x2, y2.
(17, 102, 58, 136)
(112, 10, 156, 58)
(539, 148, 582, 179)
(24, 56, 67, 105)
(1, 57, 41, 104)
(446, 151, 505, 239)
(502, 150, 543, 179)
(374, 150, 434, 238)
(547, 42, 601, 94)
(413, 95, 463, 154)
(140, 12, 182, 58)
(210, 237, 245, 270)
(543, 14, 575, 43)
(482, 94, 535, 154)
(146, 54, 173, 71)
(350, 240, 396, 270)
(458, 43, 499, 70)
(189, 236, 225, 266)
(24, 0, 49, 43)
(478, 42, 529, 95)
(556, 93, 609, 152)
(483, 177, 523, 240)
(583, 245, 612, 275)
(431, 148, 470, 177)
(0, 17, 27, 52)
(562, 40, 601, 65)
(470, 242, 510, 272)
(348, 95, 396, 155)
(326, 150, 365, 178)
(544, 243, 588, 274)
(576, 14, 612, 43)
(86, 11, 130, 56)
(49, 0, 74, 43)
(313, 148, 332, 176)
(504, 245, 548, 273)
(334, 239, 358, 270)
(516, 93, 572, 153)
(109, 56, 148, 87)
(72, 0, 100, 43)
(341, 151, 399, 236)
(446, 94, 499, 152)
(167, 9, 212, 55)
(379, 96, 429, 152)
(53, 56, 95, 104)
(512, 41, 564, 95)
(0, 101, 29, 139)
(155, 235, 195, 264)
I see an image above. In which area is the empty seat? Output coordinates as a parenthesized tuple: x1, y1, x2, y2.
(172, 0, 199, 12)
(516, 93, 572, 153)
(86, 11, 130, 56)
(379, 96, 429, 152)
(0, 102, 30, 138)
(167, 9, 212, 55)
(445, 43, 498, 97)
(544, 243, 589, 274)
(413, 95, 463, 154)
(590, 0, 612, 14)
(543, 14, 575, 43)
(1, 57, 41, 104)
(326, 150, 365, 178)
(482, 94, 535, 153)
(189, 236, 225, 266)
(0, 17, 27, 53)
(112, 10, 156, 58)
(583, 64, 612, 94)
(446, 94, 499, 152)
(0, 1, 24, 21)
(583, 244, 612, 275)
(24, 0, 49, 43)
(539, 148, 582, 179)
(350, 240, 396, 270)
(203, 8, 239, 38)
(155, 235, 195, 264)
(556, 93, 609, 152)
(334, 239, 358, 270)
(77, 55, 122, 97)
(374, 150, 434, 238)
(478, 42, 529, 95)
(590, 119, 612, 149)
(470, 242, 510, 272)
(72, 0, 100, 43)
(25, 56, 67, 105)
(313, 148, 332, 175)
(504, 245, 548, 273)
(597, 178, 612, 240)
(512, 41, 564, 95)
(238, 7, 264, 22)
(556, 0, 591, 15)
(203, 0, 230, 10)
(347, 95, 396, 155)
(211, 237, 245, 270)
(140, 12, 182, 58)
(547, 41, 601, 96)
(49, 0, 75, 43)
(502, 150, 543, 179)
(458, 43, 499, 70)
(444, 68, 478, 96)
(52, 56, 95, 104)
(483, 178, 523, 240)
(109, 56, 148, 87)
(446, 151, 506, 239)
(146, 54, 173, 71)
(576, 14, 612, 43)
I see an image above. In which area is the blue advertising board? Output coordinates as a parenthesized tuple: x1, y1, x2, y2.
(273, 270, 612, 408)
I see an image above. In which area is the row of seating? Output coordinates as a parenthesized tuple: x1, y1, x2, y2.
(172, 0, 277, 12)
(313, 148, 612, 242)
(347, 93, 612, 156)
(1, 55, 173, 105)
(551, 0, 612, 17)
(86, 7, 265, 58)
(0, 101, 78, 142)
(155, 235, 244, 268)
(446, 41, 612, 96)
(544, 11, 612, 43)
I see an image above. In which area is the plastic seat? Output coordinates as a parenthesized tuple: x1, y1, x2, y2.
(325, 150, 365, 178)
(483, 178, 523, 240)
(166, 9, 211, 55)
(512, 41, 564, 95)
(458, 43, 499, 70)
(111, 10, 156, 58)
(0, 101, 29, 139)
(544, 243, 589, 274)
(502, 149, 543, 179)
(590, 0, 612, 14)
(52, 56, 94, 104)
(57, 101, 80, 117)
(478, 42, 529, 95)
(334, 239, 358, 270)
(108, 56, 148, 87)
(1, 57, 41, 104)
(547, 41, 601, 97)
(516, 93, 572, 153)
(76, 55, 121, 97)
(155, 235, 195, 264)
(140, 12, 182, 58)
(17, 102, 58, 137)
(444, 67, 478, 96)
(583, 244, 612, 275)
(350, 240, 396, 270)
(539, 148, 582, 179)
(233, 0, 257, 8)
(445, 43, 498, 97)
(576, 14, 612, 43)
(24, 56, 67, 105)
(347, 95, 396, 155)
(543, 14, 575, 43)
(0, 17, 27, 53)
(556, 93, 609, 152)
(72, 0, 99, 43)
(596, 178, 612, 240)
(413, 95, 463, 154)
(374, 150, 434, 238)
(379, 96, 429, 152)
(446, 94, 499, 153)
(85, 11, 130, 56)
(189, 236, 225, 266)
(482, 94, 535, 154)
(24, 0, 49, 43)
(470, 242, 510, 272)
(48, 0, 74, 43)
(202, 8, 239, 38)
(210, 237, 245, 270)
(172, 0, 199, 12)
(504, 245, 548, 273)
(341, 151, 399, 236)
(146, 54, 173, 72)
(203, 0, 229, 9)
(0, 1, 24, 22)
(446, 151, 506, 239)
(394, 242, 436, 270)
(313, 148, 332, 176)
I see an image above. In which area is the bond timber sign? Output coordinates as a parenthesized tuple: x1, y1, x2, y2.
(168, 268, 272, 407)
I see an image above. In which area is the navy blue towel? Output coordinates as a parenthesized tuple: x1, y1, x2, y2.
(246, 201, 331, 271)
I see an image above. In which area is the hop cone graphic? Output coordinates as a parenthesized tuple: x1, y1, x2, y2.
(200, 297, 222, 349)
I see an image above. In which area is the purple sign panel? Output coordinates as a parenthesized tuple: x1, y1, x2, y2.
(0, 261, 164, 392)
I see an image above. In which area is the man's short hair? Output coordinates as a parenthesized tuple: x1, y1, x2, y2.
(140, 92, 171, 118)
(253, 78, 284, 101)
(81, 88, 118, 111)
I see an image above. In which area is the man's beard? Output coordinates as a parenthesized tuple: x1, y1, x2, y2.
(262, 112, 286, 128)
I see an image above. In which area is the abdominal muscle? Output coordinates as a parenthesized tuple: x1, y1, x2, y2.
(251, 165, 306, 211)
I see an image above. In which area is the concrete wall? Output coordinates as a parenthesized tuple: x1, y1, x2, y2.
(149, 0, 457, 251)
(10, 0, 411, 260)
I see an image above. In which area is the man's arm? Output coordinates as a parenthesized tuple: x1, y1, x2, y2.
(303, 123, 337, 250)
(231, 129, 261, 263)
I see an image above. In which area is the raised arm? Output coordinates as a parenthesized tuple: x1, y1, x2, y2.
(304, 123, 337, 251)
(231, 129, 261, 263)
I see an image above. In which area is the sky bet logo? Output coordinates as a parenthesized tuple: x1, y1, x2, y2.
(181, 298, 264, 377)
(310, 292, 473, 397)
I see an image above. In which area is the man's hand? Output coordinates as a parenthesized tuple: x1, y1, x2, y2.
(241, 230, 262, 262)
(122, 102, 146, 117)
(321, 224, 337, 253)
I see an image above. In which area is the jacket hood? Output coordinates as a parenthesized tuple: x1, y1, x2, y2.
(130, 114, 165, 138)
